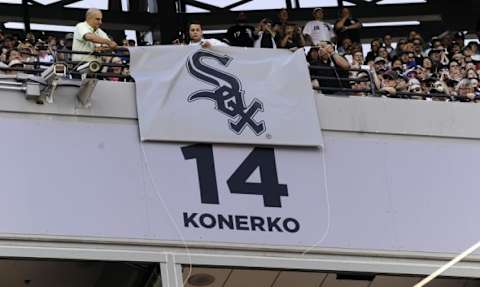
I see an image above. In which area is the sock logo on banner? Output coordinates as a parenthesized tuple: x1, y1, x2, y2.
(186, 50, 266, 135)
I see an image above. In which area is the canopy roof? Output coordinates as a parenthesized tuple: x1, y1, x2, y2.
(0, 0, 477, 43)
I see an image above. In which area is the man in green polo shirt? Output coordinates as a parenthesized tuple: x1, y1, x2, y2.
(72, 8, 117, 62)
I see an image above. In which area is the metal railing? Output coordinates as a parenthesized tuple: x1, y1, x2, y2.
(0, 49, 131, 80)
(309, 65, 377, 97)
(309, 64, 480, 102)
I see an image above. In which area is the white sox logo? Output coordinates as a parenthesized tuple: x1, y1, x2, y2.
(186, 50, 266, 135)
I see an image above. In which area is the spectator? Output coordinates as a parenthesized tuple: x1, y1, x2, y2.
(277, 23, 305, 51)
(225, 12, 256, 47)
(57, 33, 73, 62)
(72, 8, 117, 62)
(396, 74, 409, 93)
(407, 78, 422, 93)
(306, 47, 320, 65)
(466, 41, 479, 56)
(7, 49, 22, 63)
(365, 38, 381, 63)
(383, 34, 395, 57)
(37, 42, 54, 69)
(453, 31, 466, 49)
(428, 47, 448, 73)
(273, 8, 289, 40)
(337, 37, 352, 56)
(373, 57, 387, 73)
(415, 67, 428, 82)
(303, 8, 335, 46)
(466, 68, 479, 80)
(422, 56, 433, 74)
(395, 39, 407, 57)
(391, 58, 403, 71)
(408, 30, 419, 41)
(106, 57, 126, 81)
(351, 50, 364, 68)
(412, 38, 424, 62)
(188, 22, 227, 48)
(254, 18, 276, 48)
(378, 46, 390, 62)
(311, 40, 350, 94)
(7, 59, 23, 75)
(456, 78, 478, 101)
(448, 60, 464, 81)
(334, 7, 362, 45)
(380, 70, 398, 96)
(350, 70, 370, 96)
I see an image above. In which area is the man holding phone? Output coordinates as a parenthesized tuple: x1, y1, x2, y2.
(311, 41, 350, 94)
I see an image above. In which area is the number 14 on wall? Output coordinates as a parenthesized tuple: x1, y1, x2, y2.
(181, 144, 289, 208)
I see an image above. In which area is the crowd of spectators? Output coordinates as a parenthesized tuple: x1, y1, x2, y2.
(217, 7, 480, 102)
(319, 29, 480, 102)
(0, 29, 131, 81)
(1, 5, 480, 102)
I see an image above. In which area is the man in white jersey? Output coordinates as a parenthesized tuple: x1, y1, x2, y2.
(188, 22, 228, 48)
(303, 8, 335, 46)
(72, 8, 117, 62)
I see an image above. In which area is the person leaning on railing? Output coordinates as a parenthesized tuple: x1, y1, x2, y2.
(172, 21, 228, 48)
(72, 8, 118, 62)
(310, 40, 350, 94)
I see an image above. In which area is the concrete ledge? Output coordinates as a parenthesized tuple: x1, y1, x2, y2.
(316, 94, 480, 140)
(0, 81, 137, 119)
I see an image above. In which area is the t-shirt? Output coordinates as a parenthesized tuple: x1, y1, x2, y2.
(254, 31, 276, 49)
(72, 21, 109, 62)
(303, 20, 335, 45)
(225, 24, 256, 47)
(334, 18, 361, 44)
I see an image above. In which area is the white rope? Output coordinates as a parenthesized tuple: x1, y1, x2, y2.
(301, 147, 331, 255)
(139, 143, 193, 286)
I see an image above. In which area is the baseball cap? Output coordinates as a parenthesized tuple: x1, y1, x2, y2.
(65, 33, 74, 40)
(313, 7, 323, 13)
(374, 57, 386, 64)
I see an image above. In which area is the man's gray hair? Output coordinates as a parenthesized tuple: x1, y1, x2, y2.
(85, 8, 101, 19)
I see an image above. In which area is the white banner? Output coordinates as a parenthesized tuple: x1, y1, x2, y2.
(129, 45, 323, 147)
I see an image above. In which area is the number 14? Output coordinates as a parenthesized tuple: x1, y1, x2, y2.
(181, 144, 288, 208)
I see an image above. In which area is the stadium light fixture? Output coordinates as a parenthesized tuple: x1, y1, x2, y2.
(377, 0, 426, 4)
(4, 22, 75, 32)
(203, 29, 227, 35)
(363, 21, 420, 27)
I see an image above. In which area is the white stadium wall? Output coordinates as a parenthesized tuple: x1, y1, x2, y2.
(1, 83, 480, 277)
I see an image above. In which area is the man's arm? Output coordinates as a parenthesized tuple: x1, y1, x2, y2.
(302, 24, 314, 46)
(331, 52, 350, 70)
(84, 33, 117, 49)
(347, 20, 362, 30)
(296, 26, 306, 47)
(279, 33, 291, 48)
(334, 18, 347, 31)
(224, 27, 235, 45)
